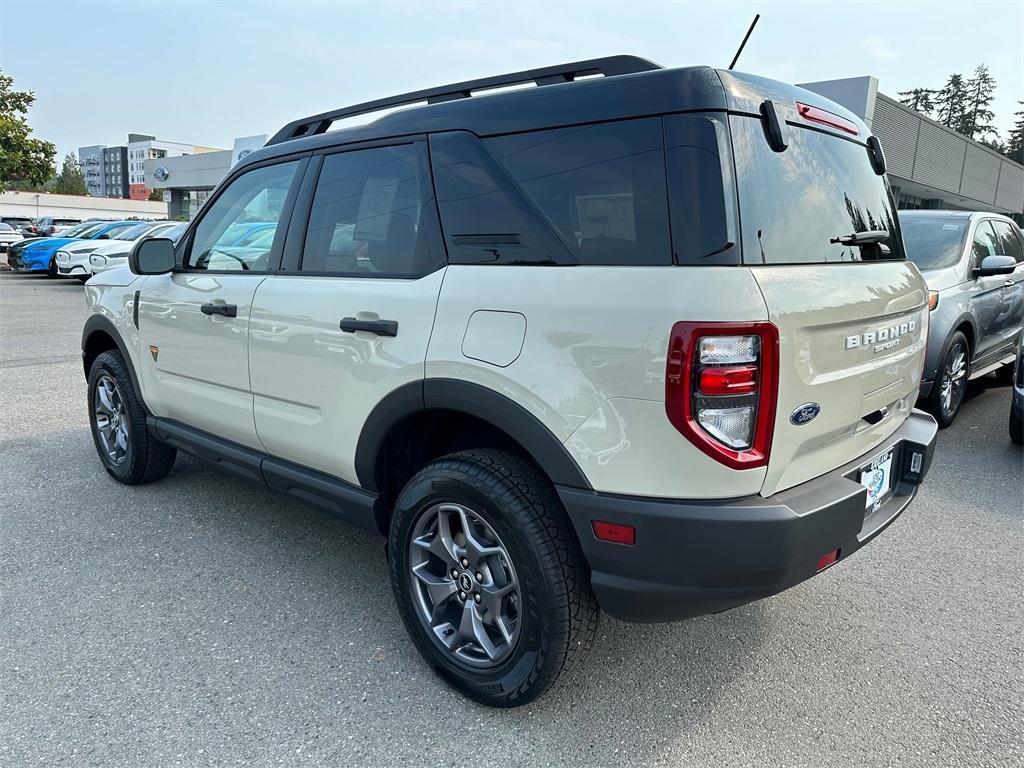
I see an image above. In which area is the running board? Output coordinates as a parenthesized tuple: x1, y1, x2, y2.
(969, 353, 1016, 380)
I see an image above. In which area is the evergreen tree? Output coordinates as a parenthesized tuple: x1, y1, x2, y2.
(53, 152, 87, 195)
(956, 64, 997, 140)
(1005, 102, 1024, 164)
(898, 88, 937, 116)
(935, 73, 969, 129)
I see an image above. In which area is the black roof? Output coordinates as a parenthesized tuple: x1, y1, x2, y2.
(241, 56, 870, 168)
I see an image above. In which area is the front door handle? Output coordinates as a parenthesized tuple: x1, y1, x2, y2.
(201, 303, 237, 318)
(339, 317, 398, 337)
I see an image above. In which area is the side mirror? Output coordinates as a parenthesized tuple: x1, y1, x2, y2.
(977, 254, 1017, 277)
(129, 237, 176, 275)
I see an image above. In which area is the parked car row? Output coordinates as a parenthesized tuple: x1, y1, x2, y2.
(0, 215, 84, 238)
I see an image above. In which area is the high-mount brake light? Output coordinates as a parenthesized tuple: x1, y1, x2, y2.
(796, 102, 860, 136)
(665, 322, 779, 470)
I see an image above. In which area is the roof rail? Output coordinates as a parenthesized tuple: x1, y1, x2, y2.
(265, 55, 662, 146)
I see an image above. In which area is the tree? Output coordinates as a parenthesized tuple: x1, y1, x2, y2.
(956, 64, 997, 140)
(898, 88, 937, 116)
(148, 187, 165, 202)
(935, 73, 969, 129)
(53, 152, 87, 195)
(1005, 102, 1024, 164)
(0, 69, 56, 192)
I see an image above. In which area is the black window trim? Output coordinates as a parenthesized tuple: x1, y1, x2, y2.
(988, 217, 1024, 266)
(175, 152, 312, 276)
(280, 134, 448, 280)
(970, 218, 1000, 273)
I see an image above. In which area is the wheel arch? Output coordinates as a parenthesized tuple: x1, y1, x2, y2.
(82, 315, 146, 411)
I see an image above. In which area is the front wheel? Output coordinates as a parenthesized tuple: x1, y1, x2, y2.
(388, 449, 598, 707)
(925, 331, 970, 428)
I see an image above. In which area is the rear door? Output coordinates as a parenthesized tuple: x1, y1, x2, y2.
(989, 219, 1024, 352)
(729, 114, 928, 496)
(969, 219, 1014, 361)
(139, 158, 304, 449)
(248, 141, 446, 485)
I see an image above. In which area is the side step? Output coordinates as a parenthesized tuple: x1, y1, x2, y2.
(969, 353, 1016, 380)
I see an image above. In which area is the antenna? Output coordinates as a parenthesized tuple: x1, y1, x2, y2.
(728, 13, 760, 70)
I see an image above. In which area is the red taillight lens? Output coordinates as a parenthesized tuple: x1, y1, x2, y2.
(665, 322, 779, 470)
(796, 102, 860, 135)
(591, 520, 636, 545)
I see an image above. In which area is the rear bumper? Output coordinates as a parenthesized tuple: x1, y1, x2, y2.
(557, 409, 938, 623)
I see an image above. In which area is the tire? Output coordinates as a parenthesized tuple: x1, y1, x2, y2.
(1011, 409, 1024, 445)
(994, 362, 1015, 386)
(388, 449, 598, 707)
(47, 257, 58, 277)
(87, 350, 176, 484)
(76, 275, 89, 284)
(924, 331, 970, 428)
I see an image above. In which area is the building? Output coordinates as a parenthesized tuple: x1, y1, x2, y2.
(801, 76, 1024, 217)
(0, 190, 166, 221)
(78, 135, 221, 201)
(145, 135, 266, 219)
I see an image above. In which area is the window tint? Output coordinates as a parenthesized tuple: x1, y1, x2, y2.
(990, 220, 1024, 264)
(971, 221, 1000, 266)
(188, 161, 299, 272)
(664, 114, 737, 265)
(95, 223, 137, 240)
(430, 132, 571, 265)
(301, 145, 438, 277)
(899, 215, 968, 270)
(731, 116, 905, 264)
(486, 118, 672, 266)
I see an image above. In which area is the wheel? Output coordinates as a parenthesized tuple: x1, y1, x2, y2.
(87, 350, 176, 484)
(388, 449, 598, 707)
(1011, 409, 1024, 445)
(47, 256, 58, 277)
(925, 331, 970, 428)
(994, 362, 1015, 385)
(76, 275, 89, 283)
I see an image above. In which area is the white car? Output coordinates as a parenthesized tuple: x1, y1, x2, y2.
(0, 222, 24, 256)
(89, 222, 187, 277)
(56, 222, 174, 281)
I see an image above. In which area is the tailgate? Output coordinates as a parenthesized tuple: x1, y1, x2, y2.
(752, 262, 928, 495)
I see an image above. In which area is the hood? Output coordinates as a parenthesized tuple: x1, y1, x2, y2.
(87, 264, 139, 287)
(90, 239, 134, 257)
(24, 237, 75, 254)
(61, 240, 103, 255)
(918, 265, 962, 292)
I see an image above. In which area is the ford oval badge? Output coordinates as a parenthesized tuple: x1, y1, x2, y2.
(790, 403, 820, 426)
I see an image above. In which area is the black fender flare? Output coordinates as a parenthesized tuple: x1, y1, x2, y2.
(354, 379, 592, 493)
(81, 314, 148, 411)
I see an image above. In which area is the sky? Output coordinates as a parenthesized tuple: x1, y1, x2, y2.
(1, 0, 1022, 166)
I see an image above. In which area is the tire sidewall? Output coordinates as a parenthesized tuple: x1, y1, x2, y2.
(930, 331, 970, 428)
(388, 467, 558, 705)
(87, 352, 138, 481)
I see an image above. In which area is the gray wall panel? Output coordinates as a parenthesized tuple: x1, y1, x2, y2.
(873, 97, 918, 179)
(960, 144, 1000, 204)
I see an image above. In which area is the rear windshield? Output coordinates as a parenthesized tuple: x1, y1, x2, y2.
(899, 216, 967, 270)
(731, 116, 905, 264)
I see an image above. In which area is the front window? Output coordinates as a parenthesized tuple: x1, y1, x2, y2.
(900, 215, 968, 271)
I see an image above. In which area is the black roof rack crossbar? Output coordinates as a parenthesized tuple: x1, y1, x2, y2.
(265, 55, 662, 146)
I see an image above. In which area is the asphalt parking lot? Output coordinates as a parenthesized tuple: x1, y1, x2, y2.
(1, 272, 1021, 768)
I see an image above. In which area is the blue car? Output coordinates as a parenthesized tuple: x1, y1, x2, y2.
(7, 220, 142, 275)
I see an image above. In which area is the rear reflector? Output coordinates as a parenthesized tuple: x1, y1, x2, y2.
(796, 102, 859, 135)
(816, 549, 840, 572)
(592, 520, 636, 546)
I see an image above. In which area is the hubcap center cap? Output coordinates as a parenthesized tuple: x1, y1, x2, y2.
(457, 572, 474, 592)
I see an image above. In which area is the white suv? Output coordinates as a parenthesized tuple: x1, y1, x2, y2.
(81, 57, 938, 707)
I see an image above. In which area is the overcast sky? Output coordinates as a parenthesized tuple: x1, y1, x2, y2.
(2, 0, 1022, 163)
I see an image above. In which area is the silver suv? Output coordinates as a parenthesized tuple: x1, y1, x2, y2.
(80, 56, 938, 706)
(901, 211, 1024, 426)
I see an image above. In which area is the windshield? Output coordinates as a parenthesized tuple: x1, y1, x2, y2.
(732, 117, 905, 264)
(0, 223, 12, 232)
(65, 222, 107, 238)
(93, 223, 136, 239)
(112, 223, 157, 241)
(899, 215, 968, 270)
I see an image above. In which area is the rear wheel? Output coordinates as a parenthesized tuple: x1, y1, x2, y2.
(1011, 409, 1023, 445)
(88, 350, 176, 484)
(926, 331, 970, 428)
(388, 449, 598, 707)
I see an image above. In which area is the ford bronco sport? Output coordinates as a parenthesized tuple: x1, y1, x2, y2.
(81, 56, 938, 707)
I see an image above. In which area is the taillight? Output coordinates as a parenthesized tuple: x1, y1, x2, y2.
(665, 322, 779, 469)
(795, 102, 860, 135)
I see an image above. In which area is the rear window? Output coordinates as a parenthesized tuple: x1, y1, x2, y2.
(486, 118, 672, 266)
(731, 116, 905, 264)
(900, 216, 968, 270)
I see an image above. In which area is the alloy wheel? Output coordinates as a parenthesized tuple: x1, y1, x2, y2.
(94, 373, 129, 465)
(408, 502, 521, 668)
(939, 342, 967, 417)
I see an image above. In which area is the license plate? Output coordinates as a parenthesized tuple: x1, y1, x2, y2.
(859, 448, 894, 511)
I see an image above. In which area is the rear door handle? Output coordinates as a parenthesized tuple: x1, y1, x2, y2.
(339, 317, 398, 337)
(201, 303, 237, 318)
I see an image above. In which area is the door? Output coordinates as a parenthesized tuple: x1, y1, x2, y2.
(989, 219, 1024, 353)
(138, 159, 304, 449)
(968, 220, 1011, 363)
(249, 143, 446, 484)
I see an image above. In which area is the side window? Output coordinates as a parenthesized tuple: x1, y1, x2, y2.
(430, 132, 571, 265)
(300, 144, 439, 277)
(486, 118, 672, 266)
(187, 161, 300, 272)
(990, 220, 1024, 264)
(971, 221, 1000, 268)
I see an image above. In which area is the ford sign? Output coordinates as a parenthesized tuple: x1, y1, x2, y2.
(790, 403, 821, 426)
(153, 166, 169, 182)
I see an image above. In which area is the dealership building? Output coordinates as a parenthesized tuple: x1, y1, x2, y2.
(802, 76, 1024, 218)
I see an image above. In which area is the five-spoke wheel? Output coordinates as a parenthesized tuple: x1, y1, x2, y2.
(93, 373, 129, 465)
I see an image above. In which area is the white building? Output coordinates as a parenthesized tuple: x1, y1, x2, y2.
(125, 133, 196, 200)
